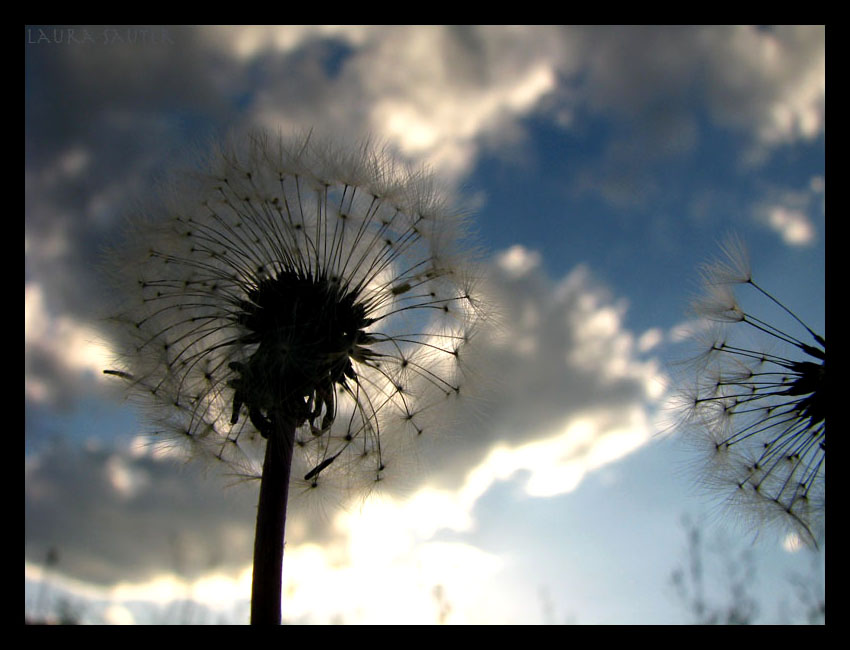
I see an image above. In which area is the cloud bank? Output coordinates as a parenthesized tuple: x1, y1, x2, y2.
(26, 246, 667, 612)
(25, 27, 823, 619)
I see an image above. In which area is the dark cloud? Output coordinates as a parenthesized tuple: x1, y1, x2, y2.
(24, 26, 822, 590)
(24, 245, 665, 587)
(25, 439, 258, 585)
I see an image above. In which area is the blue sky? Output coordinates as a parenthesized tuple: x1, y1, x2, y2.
(25, 26, 825, 624)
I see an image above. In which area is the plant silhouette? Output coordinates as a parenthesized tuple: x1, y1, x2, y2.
(104, 130, 488, 623)
(675, 235, 825, 547)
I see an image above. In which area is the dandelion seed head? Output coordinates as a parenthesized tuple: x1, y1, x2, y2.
(104, 129, 490, 507)
(676, 237, 825, 547)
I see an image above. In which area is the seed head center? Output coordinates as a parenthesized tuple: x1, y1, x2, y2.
(228, 271, 374, 436)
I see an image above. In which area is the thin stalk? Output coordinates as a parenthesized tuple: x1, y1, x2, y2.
(250, 414, 296, 625)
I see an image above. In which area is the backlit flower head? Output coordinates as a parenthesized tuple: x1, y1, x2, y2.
(677, 235, 825, 547)
(104, 130, 488, 502)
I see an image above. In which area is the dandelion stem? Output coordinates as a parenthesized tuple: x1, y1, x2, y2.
(250, 414, 296, 625)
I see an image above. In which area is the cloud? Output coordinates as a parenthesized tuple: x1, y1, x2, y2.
(698, 26, 825, 151)
(752, 175, 824, 246)
(25, 245, 667, 612)
(219, 25, 570, 180)
(416, 248, 666, 496)
(25, 438, 259, 586)
(24, 26, 572, 408)
(25, 27, 824, 409)
(25, 282, 116, 408)
(25, 436, 505, 623)
(761, 206, 816, 246)
(560, 26, 824, 206)
(24, 27, 820, 615)
(567, 25, 823, 149)
(223, 25, 824, 193)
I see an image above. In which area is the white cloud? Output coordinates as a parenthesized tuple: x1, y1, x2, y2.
(497, 244, 542, 278)
(638, 328, 664, 353)
(290, 501, 504, 624)
(762, 205, 816, 246)
(752, 175, 823, 246)
(462, 409, 651, 500)
(668, 319, 701, 344)
(200, 27, 823, 182)
(25, 282, 116, 405)
(103, 604, 136, 625)
(214, 26, 571, 181)
(200, 25, 370, 61)
(416, 249, 668, 506)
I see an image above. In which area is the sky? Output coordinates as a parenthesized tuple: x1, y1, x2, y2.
(25, 25, 825, 625)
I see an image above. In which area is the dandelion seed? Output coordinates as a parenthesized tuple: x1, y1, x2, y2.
(676, 235, 825, 547)
(103, 130, 488, 623)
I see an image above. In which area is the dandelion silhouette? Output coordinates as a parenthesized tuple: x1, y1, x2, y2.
(677, 235, 825, 548)
(103, 130, 487, 623)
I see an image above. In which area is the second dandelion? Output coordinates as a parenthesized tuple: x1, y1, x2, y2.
(678, 235, 825, 548)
